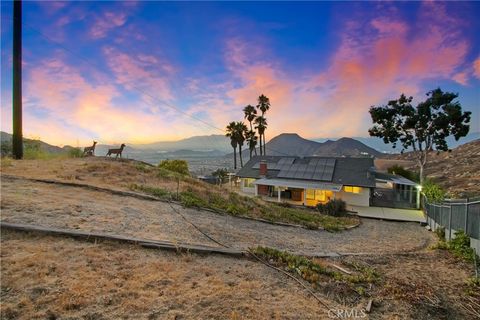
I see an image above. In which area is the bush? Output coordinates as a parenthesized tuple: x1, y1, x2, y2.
(1, 141, 12, 157)
(423, 179, 445, 203)
(158, 159, 190, 176)
(387, 165, 419, 183)
(448, 231, 477, 263)
(211, 168, 229, 184)
(316, 199, 347, 216)
(67, 147, 83, 158)
(24, 140, 50, 160)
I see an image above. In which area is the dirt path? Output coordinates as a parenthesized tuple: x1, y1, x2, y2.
(1, 177, 435, 255)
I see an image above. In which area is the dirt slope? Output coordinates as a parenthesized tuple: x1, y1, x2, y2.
(388, 139, 480, 197)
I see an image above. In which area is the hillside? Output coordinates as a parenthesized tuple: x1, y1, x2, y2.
(389, 139, 480, 197)
(1, 131, 76, 154)
(314, 132, 480, 154)
(237, 133, 383, 158)
(133, 134, 231, 153)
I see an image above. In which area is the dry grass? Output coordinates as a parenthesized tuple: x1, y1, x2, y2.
(1, 231, 478, 319)
(0, 230, 332, 320)
(0, 157, 358, 230)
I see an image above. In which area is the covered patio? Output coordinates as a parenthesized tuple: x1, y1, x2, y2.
(253, 178, 343, 207)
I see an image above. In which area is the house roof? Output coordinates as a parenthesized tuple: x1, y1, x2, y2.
(374, 171, 419, 186)
(236, 156, 376, 188)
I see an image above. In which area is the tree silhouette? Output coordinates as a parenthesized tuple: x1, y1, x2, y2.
(225, 121, 238, 170)
(243, 104, 258, 156)
(369, 88, 471, 185)
(256, 94, 270, 155)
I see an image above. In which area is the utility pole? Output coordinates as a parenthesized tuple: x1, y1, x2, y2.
(12, 0, 23, 159)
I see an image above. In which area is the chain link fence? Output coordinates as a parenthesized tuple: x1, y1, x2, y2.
(424, 196, 480, 252)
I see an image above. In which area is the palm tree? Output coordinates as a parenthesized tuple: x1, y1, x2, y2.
(256, 94, 270, 155)
(254, 116, 267, 156)
(243, 104, 257, 156)
(235, 122, 248, 168)
(225, 122, 238, 170)
(245, 129, 258, 159)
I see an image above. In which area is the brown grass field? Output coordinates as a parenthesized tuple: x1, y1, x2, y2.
(1, 157, 479, 319)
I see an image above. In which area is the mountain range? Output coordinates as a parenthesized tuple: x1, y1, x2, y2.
(2, 130, 478, 158)
(253, 133, 382, 157)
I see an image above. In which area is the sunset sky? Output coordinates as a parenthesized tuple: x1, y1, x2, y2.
(1, 1, 479, 146)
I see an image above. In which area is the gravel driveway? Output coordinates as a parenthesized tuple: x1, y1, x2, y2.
(1, 177, 435, 255)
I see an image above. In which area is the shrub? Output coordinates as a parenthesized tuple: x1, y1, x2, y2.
(448, 231, 477, 263)
(316, 199, 347, 216)
(67, 147, 83, 158)
(158, 159, 190, 176)
(211, 168, 229, 184)
(387, 165, 419, 183)
(1, 141, 12, 157)
(423, 179, 445, 203)
(179, 191, 207, 208)
(24, 140, 50, 160)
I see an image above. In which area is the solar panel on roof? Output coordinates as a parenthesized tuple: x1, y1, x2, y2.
(301, 170, 314, 179)
(278, 158, 295, 165)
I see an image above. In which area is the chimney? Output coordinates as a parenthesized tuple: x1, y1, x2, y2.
(259, 160, 267, 177)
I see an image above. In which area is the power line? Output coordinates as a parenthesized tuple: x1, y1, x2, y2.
(7, 16, 294, 157)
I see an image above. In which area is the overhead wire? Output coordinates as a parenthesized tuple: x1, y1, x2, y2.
(6, 15, 295, 157)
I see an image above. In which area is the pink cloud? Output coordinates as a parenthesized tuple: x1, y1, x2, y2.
(21, 57, 207, 145)
(90, 11, 127, 39)
(453, 72, 469, 86)
(215, 2, 472, 139)
(102, 46, 175, 102)
(474, 57, 480, 79)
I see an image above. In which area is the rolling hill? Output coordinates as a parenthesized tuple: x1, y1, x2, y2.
(234, 133, 383, 158)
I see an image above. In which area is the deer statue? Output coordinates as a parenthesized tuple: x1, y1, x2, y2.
(83, 141, 97, 156)
(106, 144, 126, 159)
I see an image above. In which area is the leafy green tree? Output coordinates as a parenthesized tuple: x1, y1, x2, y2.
(369, 88, 471, 185)
(256, 94, 270, 155)
(226, 122, 239, 169)
(387, 165, 419, 183)
(212, 168, 228, 184)
(158, 159, 190, 176)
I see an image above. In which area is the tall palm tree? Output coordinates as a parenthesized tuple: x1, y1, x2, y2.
(245, 129, 258, 159)
(243, 104, 257, 156)
(254, 116, 267, 156)
(235, 122, 248, 168)
(256, 94, 271, 155)
(225, 122, 238, 170)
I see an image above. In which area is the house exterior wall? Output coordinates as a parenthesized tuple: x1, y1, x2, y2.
(241, 178, 256, 194)
(257, 185, 269, 195)
(336, 187, 371, 207)
(240, 177, 372, 207)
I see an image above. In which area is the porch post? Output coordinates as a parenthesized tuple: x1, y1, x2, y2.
(303, 188, 307, 206)
(416, 187, 420, 209)
(254, 184, 258, 196)
(278, 187, 281, 203)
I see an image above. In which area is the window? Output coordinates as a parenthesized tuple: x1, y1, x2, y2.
(306, 189, 315, 200)
(344, 186, 362, 194)
(306, 189, 329, 201)
(243, 178, 255, 188)
(315, 190, 327, 202)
